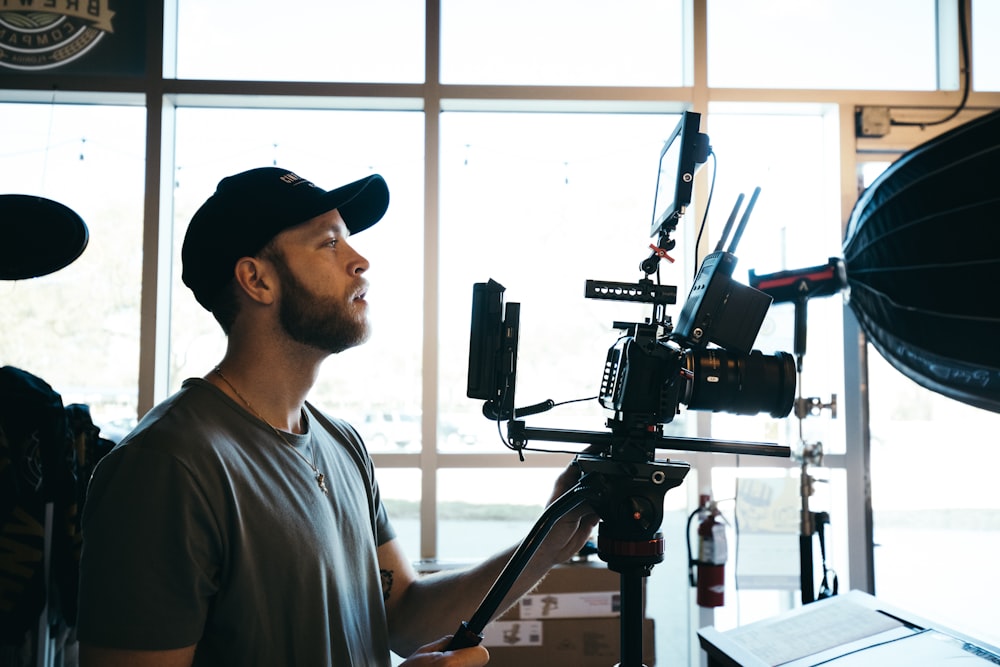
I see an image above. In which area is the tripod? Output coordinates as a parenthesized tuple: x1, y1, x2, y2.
(445, 423, 789, 666)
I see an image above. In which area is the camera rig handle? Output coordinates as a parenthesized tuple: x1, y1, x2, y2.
(444, 478, 598, 651)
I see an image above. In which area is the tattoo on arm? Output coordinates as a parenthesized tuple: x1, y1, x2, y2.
(380, 569, 394, 601)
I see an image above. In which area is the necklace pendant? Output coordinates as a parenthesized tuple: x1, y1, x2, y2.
(316, 472, 329, 495)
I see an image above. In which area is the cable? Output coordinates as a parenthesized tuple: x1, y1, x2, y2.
(685, 506, 702, 587)
(692, 149, 718, 280)
(551, 395, 599, 409)
(731, 463, 741, 627)
(890, 0, 970, 128)
(808, 629, 931, 666)
(491, 394, 600, 457)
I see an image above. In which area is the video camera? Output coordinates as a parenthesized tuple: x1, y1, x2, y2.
(467, 111, 796, 446)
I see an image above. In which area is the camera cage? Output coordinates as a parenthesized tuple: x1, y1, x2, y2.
(466, 181, 793, 454)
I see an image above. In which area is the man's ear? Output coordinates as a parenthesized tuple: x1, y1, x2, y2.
(233, 255, 276, 305)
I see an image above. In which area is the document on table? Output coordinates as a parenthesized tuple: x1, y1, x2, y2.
(722, 597, 905, 665)
(721, 597, 1000, 666)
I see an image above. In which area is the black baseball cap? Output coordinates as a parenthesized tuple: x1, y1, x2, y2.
(182, 167, 389, 311)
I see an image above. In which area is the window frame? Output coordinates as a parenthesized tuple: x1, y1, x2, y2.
(2, 0, 1000, 660)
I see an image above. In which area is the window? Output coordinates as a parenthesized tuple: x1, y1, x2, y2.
(707, 0, 939, 90)
(869, 350, 1000, 648)
(690, 108, 848, 629)
(704, 108, 844, 455)
(972, 0, 1000, 91)
(174, 0, 425, 83)
(441, 0, 687, 86)
(0, 103, 146, 435)
(376, 468, 422, 555)
(438, 110, 694, 454)
(3, 2, 999, 664)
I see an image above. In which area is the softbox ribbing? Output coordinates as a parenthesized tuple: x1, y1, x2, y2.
(843, 109, 1000, 413)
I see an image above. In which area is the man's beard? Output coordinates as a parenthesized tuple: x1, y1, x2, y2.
(272, 257, 370, 354)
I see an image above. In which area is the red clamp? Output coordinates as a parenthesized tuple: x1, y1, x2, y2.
(649, 244, 676, 263)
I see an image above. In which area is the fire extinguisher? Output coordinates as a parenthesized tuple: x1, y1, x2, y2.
(687, 493, 728, 607)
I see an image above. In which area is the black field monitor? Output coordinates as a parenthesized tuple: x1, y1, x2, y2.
(467, 279, 520, 419)
(650, 111, 710, 237)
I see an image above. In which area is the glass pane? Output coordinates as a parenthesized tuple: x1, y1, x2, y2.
(691, 110, 847, 631)
(710, 466, 849, 630)
(869, 351, 1000, 647)
(0, 103, 146, 437)
(707, 0, 938, 90)
(860, 160, 1000, 647)
(702, 110, 844, 455)
(647, 502, 697, 667)
(437, 468, 556, 560)
(376, 468, 421, 560)
(441, 0, 686, 86)
(171, 108, 424, 453)
(175, 0, 424, 83)
(438, 111, 698, 454)
(972, 0, 1000, 91)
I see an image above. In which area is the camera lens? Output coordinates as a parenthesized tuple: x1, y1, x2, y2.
(682, 349, 796, 418)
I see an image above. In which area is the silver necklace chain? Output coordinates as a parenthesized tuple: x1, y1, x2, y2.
(213, 366, 329, 496)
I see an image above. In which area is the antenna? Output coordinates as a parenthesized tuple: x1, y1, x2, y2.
(714, 192, 745, 253)
(727, 186, 761, 254)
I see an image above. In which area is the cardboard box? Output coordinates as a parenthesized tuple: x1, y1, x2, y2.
(499, 559, 644, 620)
(518, 590, 621, 619)
(482, 620, 544, 647)
(534, 560, 621, 593)
(484, 617, 656, 667)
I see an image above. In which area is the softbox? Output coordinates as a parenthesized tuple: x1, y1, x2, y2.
(843, 109, 1000, 413)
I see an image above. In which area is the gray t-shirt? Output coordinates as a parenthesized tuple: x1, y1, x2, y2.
(77, 378, 396, 666)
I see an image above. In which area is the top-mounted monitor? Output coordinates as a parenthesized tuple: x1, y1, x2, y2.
(650, 111, 710, 237)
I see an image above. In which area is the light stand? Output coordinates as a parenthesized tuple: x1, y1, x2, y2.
(446, 424, 790, 666)
(749, 262, 845, 605)
(797, 441, 826, 604)
(790, 300, 838, 604)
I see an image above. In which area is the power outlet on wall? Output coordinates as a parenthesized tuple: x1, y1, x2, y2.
(856, 106, 891, 138)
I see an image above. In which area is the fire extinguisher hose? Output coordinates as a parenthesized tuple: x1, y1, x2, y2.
(685, 507, 702, 587)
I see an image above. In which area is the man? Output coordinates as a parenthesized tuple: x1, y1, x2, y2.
(77, 167, 598, 666)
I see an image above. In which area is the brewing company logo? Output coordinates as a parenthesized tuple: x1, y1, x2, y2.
(0, 1, 116, 71)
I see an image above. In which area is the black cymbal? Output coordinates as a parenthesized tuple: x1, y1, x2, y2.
(0, 194, 89, 280)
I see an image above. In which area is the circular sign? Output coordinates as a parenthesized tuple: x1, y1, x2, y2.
(0, 8, 113, 71)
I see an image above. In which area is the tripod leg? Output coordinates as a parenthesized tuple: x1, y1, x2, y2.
(619, 566, 649, 667)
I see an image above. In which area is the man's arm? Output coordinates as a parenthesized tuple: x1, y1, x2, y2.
(79, 644, 197, 667)
(380, 460, 599, 658)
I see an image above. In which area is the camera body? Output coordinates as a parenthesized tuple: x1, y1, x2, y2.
(590, 239, 795, 432)
(598, 318, 796, 430)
